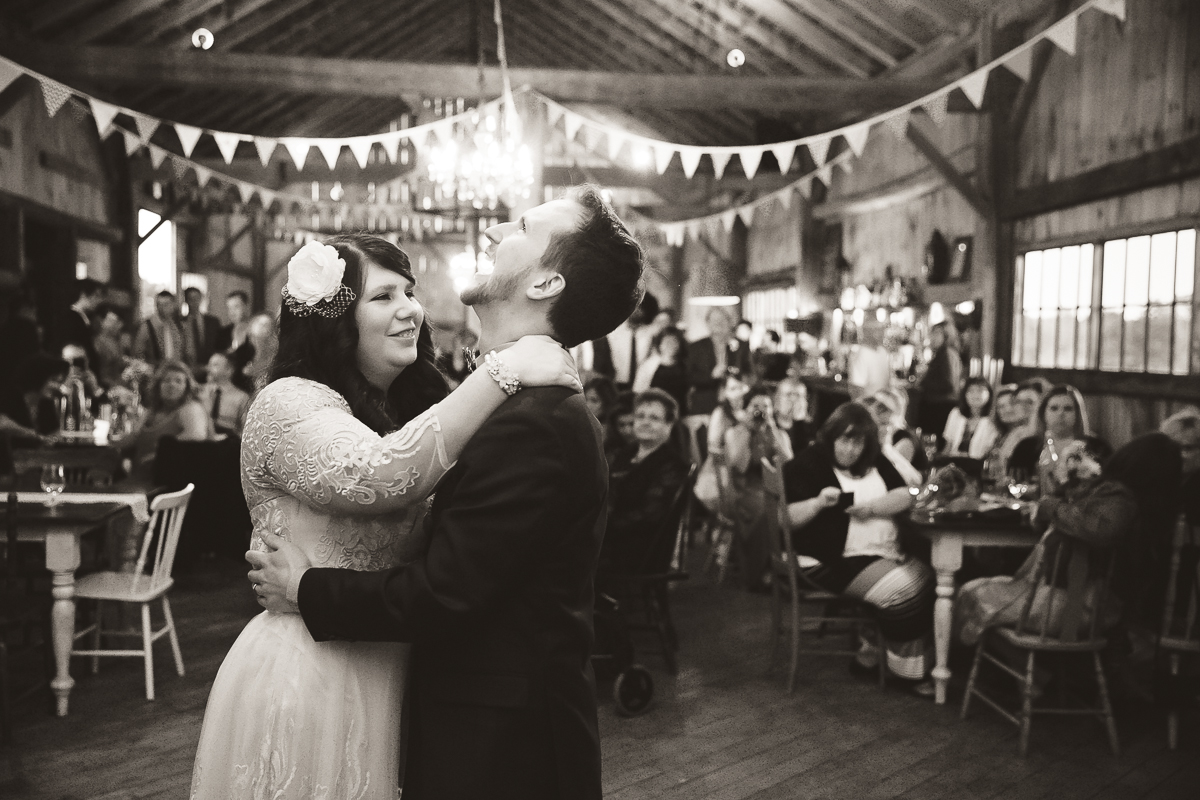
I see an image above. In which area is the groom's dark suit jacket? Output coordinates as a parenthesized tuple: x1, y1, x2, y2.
(298, 386, 607, 800)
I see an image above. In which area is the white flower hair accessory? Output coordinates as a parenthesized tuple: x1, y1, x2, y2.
(281, 240, 356, 318)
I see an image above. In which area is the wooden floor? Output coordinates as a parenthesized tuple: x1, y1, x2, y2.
(2, 556, 1197, 800)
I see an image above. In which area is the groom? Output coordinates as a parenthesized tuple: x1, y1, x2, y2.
(248, 185, 644, 800)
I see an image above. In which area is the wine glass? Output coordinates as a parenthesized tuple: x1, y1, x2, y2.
(921, 432, 939, 462)
(1006, 469, 1032, 507)
(41, 464, 66, 508)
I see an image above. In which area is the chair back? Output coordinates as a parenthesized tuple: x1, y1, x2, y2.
(1015, 532, 1116, 644)
(761, 456, 800, 574)
(13, 445, 122, 487)
(1160, 516, 1200, 647)
(131, 484, 194, 594)
(636, 463, 697, 576)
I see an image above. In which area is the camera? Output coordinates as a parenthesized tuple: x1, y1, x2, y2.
(750, 408, 766, 422)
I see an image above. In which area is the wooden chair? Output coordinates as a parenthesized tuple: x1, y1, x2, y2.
(1158, 515, 1199, 750)
(961, 532, 1120, 757)
(702, 452, 741, 585)
(69, 484, 193, 701)
(761, 457, 885, 694)
(603, 465, 697, 675)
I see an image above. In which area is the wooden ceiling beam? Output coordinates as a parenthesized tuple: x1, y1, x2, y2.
(731, 0, 874, 77)
(139, 0, 224, 41)
(783, 0, 901, 67)
(30, 0, 106, 34)
(197, 0, 329, 51)
(837, 0, 925, 51)
(562, 0, 718, 75)
(19, 45, 943, 111)
(53, 0, 167, 45)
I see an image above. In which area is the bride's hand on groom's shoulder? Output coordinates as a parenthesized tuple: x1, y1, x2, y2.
(246, 533, 311, 614)
(501, 336, 582, 393)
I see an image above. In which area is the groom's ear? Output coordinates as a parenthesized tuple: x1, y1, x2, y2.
(526, 272, 565, 301)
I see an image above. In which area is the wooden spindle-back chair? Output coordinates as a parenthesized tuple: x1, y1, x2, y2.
(1158, 515, 1200, 750)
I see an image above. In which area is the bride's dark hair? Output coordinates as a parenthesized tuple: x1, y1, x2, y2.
(269, 233, 447, 433)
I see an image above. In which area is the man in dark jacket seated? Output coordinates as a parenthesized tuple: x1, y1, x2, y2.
(599, 389, 689, 584)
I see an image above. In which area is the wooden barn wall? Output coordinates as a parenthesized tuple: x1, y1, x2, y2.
(678, 221, 744, 339)
(1008, 0, 1200, 446)
(199, 211, 260, 321)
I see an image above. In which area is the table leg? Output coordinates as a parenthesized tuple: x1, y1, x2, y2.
(44, 532, 82, 716)
(929, 533, 963, 706)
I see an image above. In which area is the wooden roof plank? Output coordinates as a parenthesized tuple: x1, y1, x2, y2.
(139, 0, 225, 41)
(53, 0, 169, 45)
(784, 0, 902, 67)
(732, 0, 875, 77)
(202, 0, 331, 52)
(837, 0, 926, 50)
(30, 0, 106, 34)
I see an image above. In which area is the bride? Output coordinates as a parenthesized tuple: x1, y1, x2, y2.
(190, 234, 578, 799)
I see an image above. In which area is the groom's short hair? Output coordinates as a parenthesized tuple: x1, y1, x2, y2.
(543, 185, 644, 348)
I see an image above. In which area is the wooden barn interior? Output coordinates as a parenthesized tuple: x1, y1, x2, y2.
(0, 0, 1198, 797)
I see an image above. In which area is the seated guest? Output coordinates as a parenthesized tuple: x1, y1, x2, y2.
(955, 440, 1136, 688)
(122, 359, 214, 477)
(632, 326, 688, 416)
(878, 387, 930, 476)
(198, 352, 251, 437)
(605, 390, 636, 465)
(598, 390, 690, 582)
(726, 386, 793, 591)
(862, 391, 923, 486)
(942, 377, 999, 458)
(773, 377, 814, 457)
(985, 384, 1028, 475)
(1008, 384, 1107, 493)
(584, 375, 617, 424)
(0, 354, 69, 438)
(242, 313, 277, 392)
(783, 403, 935, 691)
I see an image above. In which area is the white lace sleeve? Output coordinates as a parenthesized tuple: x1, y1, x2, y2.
(243, 377, 454, 515)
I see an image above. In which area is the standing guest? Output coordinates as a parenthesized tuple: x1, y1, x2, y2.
(133, 290, 194, 368)
(941, 376, 998, 458)
(121, 359, 213, 478)
(599, 389, 690, 582)
(754, 329, 791, 384)
(183, 287, 223, 375)
(848, 319, 892, 399)
(92, 303, 129, 390)
(862, 391, 923, 486)
(1163, 408, 1200, 523)
(592, 292, 657, 391)
(783, 402, 935, 692)
(916, 321, 962, 444)
(243, 313, 278, 392)
(1008, 384, 1107, 493)
(687, 306, 752, 418)
(198, 352, 251, 437)
(214, 290, 255, 374)
(773, 376, 814, 457)
(632, 326, 688, 415)
(60, 278, 105, 367)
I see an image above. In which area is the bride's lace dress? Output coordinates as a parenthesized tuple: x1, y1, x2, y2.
(190, 377, 454, 800)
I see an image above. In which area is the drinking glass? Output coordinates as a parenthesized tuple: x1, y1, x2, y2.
(41, 464, 66, 507)
(921, 432, 939, 462)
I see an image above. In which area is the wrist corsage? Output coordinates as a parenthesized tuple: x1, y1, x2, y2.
(483, 351, 522, 396)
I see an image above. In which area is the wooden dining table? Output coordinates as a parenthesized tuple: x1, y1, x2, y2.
(908, 509, 1039, 705)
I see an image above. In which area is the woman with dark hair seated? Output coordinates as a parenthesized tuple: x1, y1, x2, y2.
(1008, 384, 1108, 494)
(783, 402, 936, 692)
(599, 389, 690, 584)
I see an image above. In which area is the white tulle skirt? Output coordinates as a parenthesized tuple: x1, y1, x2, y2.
(190, 610, 407, 800)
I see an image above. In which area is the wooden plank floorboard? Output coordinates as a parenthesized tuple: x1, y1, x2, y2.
(1, 555, 1188, 799)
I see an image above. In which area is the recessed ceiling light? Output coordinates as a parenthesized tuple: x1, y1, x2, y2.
(727, 49, 745, 68)
(192, 28, 214, 49)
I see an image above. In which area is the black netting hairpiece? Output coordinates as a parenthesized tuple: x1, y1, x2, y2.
(281, 284, 357, 319)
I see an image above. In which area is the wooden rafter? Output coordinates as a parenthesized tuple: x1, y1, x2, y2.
(53, 0, 166, 45)
(735, 0, 874, 77)
(904, 116, 992, 218)
(30, 0, 105, 34)
(775, 0, 900, 68)
(197, 0, 330, 52)
(838, 0, 924, 51)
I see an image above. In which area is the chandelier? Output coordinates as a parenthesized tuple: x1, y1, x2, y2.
(426, 108, 534, 211)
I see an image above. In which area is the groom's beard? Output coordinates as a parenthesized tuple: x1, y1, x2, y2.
(460, 268, 526, 307)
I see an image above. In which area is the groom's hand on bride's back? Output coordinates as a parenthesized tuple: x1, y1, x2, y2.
(246, 532, 312, 614)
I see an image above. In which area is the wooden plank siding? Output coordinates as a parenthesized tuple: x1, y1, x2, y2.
(2, 557, 1196, 799)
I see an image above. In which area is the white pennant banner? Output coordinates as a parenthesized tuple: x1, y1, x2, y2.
(653, 144, 674, 175)
(883, 111, 909, 140)
(88, 97, 119, 138)
(1046, 15, 1078, 56)
(580, 125, 603, 152)
(122, 129, 141, 156)
(317, 140, 342, 170)
(38, 77, 72, 118)
(1093, 0, 1125, 22)
(283, 139, 311, 171)
(720, 210, 737, 232)
(737, 205, 755, 227)
(777, 187, 793, 209)
(237, 183, 256, 205)
(1003, 47, 1034, 81)
(380, 133, 402, 164)
(213, 132, 242, 164)
(710, 151, 732, 180)
(148, 144, 167, 169)
(770, 142, 796, 173)
(254, 138, 277, 167)
(0, 60, 22, 94)
(959, 70, 990, 108)
(194, 165, 212, 187)
(679, 147, 703, 179)
(687, 221, 701, 241)
(175, 124, 203, 158)
(132, 113, 159, 142)
(806, 137, 830, 167)
(348, 138, 373, 169)
(563, 113, 583, 142)
(843, 122, 870, 157)
(817, 164, 834, 187)
(739, 148, 762, 179)
(606, 131, 626, 161)
(546, 102, 564, 127)
(922, 92, 949, 126)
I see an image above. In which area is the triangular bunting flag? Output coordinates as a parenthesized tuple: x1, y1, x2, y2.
(737, 205, 755, 228)
(1046, 15, 1078, 56)
(260, 190, 276, 211)
(254, 138, 277, 167)
(883, 111, 909, 139)
(606, 131, 626, 161)
(88, 98, 119, 138)
(739, 148, 763, 179)
(817, 164, 834, 187)
(922, 92, 949, 126)
(653, 144, 674, 175)
(348, 138, 373, 169)
(842, 122, 870, 157)
(175, 124, 203, 158)
(563, 113, 583, 142)
(194, 165, 212, 187)
(771, 143, 796, 174)
(38, 77, 72, 118)
(778, 187, 794, 209)
(122, 129, 141, 156)
(380, 133, 402, 164)
(710, 150, 732, 180)
(840, 157, 854, 175)
(1003, 46, 1034, 81)
(213, 132, 242, 164)
(580, 125, 603, 153)
(720, 210, 737, 232)
(796, 176, 814, 199)
(1093, 0, 1125, 22)
(806, 137, 830, 167)
(679, 147, 703, 179)
(132, 113, 158, 142)
(545, 102, 564, 127)
(283, 139, 311, 171)
(0, 60, 23, 94)
(959, 69, 990, 108)
(317, 140, 342, 170)
(685, 221, 700, 241)
(68, 101, 90, 124)
(148, 145, 167, 169)
(237, 183, 256, 205)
